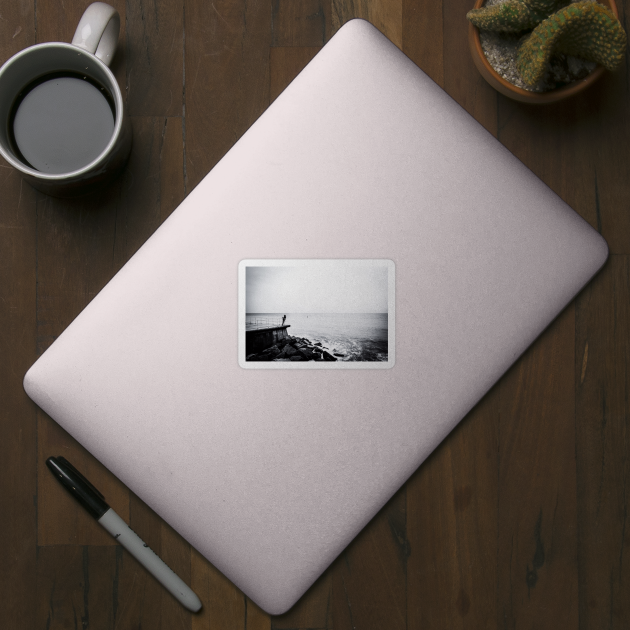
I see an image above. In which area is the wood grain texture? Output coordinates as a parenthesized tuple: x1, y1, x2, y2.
(332, 0, 403, 48)
(270, 47, 322, 102)
(184, 0, 271, 191)
(271, 573, 332, 629)
(576, 256, 630, 630)
(403, 0, 444, 87)
(407, 393, 498, 629)
(1, 0, 629, 627)
(0, 147, 38, 630)
(497, 305, 579, 629)
(0, 5, 38, 629)
(495, 78, 629, 256)
(272, 0, 332, 46)
(126, 0, 184, 117)
(443, 0, 497, 132)
(36, 545, 119, 630)
(190, 549, 248, 630)
(111, 116, 185, 270)
(331, 486, 408, 630)
(583, 72, 630, 254)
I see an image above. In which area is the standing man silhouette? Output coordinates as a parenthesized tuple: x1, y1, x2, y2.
(282, 314, 286, 326)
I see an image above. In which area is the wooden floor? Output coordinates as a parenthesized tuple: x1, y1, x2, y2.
(1, 0, 629, 628)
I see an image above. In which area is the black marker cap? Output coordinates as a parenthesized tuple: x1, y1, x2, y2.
(46, 456, 110, 519)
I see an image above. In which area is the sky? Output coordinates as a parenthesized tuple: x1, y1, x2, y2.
(246, 263, 389, 313)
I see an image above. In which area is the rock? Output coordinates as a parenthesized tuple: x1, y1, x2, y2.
(272, 358, 292, 361)
(298, 347, 316, 360)
(262, 345, 281, 359)
(322, 350, 337, 361)
(290, 355, 303, 361)
(246, 353, 260, 361)
(283, 345, 298, 357)
(314, 342, 323, 347)
(333, 352, 345, 357)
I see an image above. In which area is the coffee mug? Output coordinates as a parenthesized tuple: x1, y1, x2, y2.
(0, 2, 132, 197)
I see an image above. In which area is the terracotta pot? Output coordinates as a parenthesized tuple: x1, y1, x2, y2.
(468, 0, 619, 103)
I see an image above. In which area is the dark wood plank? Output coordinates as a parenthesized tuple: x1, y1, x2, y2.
(159, 117, 187, 220)
(36, 545, 119, 630)
(497, 305, 578, 628)
(184, 0, 272, 192)
(272, 0, 331, 46)
(270, 47, 321, 103)
(112, 116, 185, 270)
(331, 0, 402, 48)
(33, 188, 121, 354)
(491, 16, 629, 627)
(576, 0, 629, 253)
(496, 97, 598, 225)
(407, 393, 499, 629)
(495, 71, 630, 257)
(443, 0, 497, 131)
(0, 0, 35, 55)
(0, 137, 38, 630)
(189, 585, 270, 630)
(271, 573, 332, 629)
(576, 256, 630, 629)
(190, 549, 248, 630)
(402, 0, 444, 88)
(331, 486, 407, 630)
(247, 600, 272, 630)
(126, 0, 183, 117)
(582, 71, 630, 254)
(0, 4, 39, 629)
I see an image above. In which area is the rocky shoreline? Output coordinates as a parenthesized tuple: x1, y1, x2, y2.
(246, 334, 345, 362)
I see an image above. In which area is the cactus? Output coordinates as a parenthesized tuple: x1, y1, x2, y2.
(516, 1, 627, 85)
(467, 0, 568, 33)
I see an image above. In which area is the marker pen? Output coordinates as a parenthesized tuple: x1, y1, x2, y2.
(46, 456, 202, 613)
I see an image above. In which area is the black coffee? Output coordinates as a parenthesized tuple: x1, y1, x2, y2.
(10, 73, 115, 174)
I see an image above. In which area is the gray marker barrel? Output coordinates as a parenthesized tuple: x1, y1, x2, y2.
(99, 508, 202, 612)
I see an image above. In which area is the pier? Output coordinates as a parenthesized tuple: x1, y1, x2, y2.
(245, 316, 291, 355)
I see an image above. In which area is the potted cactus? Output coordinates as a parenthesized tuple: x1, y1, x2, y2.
(467, 0, 627, 102)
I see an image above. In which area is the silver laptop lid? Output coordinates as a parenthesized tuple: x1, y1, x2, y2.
(24, 19, 607, 614)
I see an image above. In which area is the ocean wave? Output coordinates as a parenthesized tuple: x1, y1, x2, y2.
(310, 336, 388, 362)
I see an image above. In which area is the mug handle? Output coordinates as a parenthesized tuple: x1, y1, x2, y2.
(71, 2, 120, 67)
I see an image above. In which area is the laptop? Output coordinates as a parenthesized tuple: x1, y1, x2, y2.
(23, 19, 608, 614)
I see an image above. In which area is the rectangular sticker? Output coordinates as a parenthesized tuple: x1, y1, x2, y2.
(238, 259, 395, 369)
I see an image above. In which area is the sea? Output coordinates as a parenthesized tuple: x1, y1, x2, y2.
(246, 312, 388, 362)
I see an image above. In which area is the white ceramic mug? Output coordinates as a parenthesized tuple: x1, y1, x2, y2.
(0, 2, 131, 197)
